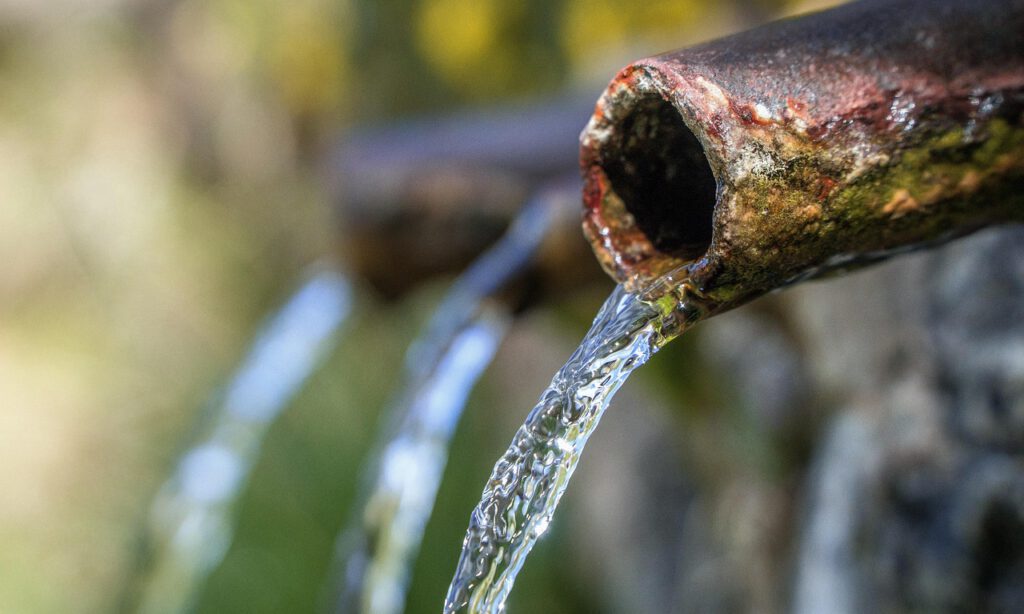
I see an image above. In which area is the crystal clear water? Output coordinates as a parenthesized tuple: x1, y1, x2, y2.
(443, 282, 706, 613)
(330, 190, 564, 614)
(338, 310, 508, 614)
(130, 269, 351, 614)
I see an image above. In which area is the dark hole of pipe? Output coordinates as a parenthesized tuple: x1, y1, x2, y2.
(601, 96, 717, 260)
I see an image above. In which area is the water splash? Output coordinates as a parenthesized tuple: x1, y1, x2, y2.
(128, 268, 351, 614)
(443, 283, 706, 613)
(329, 188, 567, 614)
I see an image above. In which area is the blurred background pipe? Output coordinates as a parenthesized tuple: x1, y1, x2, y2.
(581, 0, 1024, 311)
(327, 93, 604, 301)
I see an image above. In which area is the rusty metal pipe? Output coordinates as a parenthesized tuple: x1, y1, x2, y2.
(581, 0, 1024, 312)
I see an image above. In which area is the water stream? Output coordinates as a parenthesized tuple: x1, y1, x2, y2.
(443, 281, 707, 613)
(128, 268, 351, 614)
(336, 309, 509, 614)
(329, 187, 567, 614)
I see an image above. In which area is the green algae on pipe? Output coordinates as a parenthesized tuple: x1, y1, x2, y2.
(580, 0, 1024, 312)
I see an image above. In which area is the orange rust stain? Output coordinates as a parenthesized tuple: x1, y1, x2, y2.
(581, 168, 604, 210)
(786, 97, 808, 115)
(816, 177, 837, 201)
(782, 97, 813, 135)
(728, 100, 772, 126)
(882, 188, 922, 218)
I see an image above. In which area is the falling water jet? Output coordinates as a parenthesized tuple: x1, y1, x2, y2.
(326, 182, 576, 614)
(122, 267, 351, 614)
(444, 280, 708, 614)
(442, 282, 708, 614)
(445, 0, 1024, 611)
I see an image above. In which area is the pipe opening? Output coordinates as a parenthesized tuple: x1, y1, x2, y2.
(601, 96, 717, 260)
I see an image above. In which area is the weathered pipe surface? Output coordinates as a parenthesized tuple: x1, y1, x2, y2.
(581, 0, 1024, 311)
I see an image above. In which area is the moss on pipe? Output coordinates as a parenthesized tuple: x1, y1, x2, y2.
(580, 0, 1024, 313)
